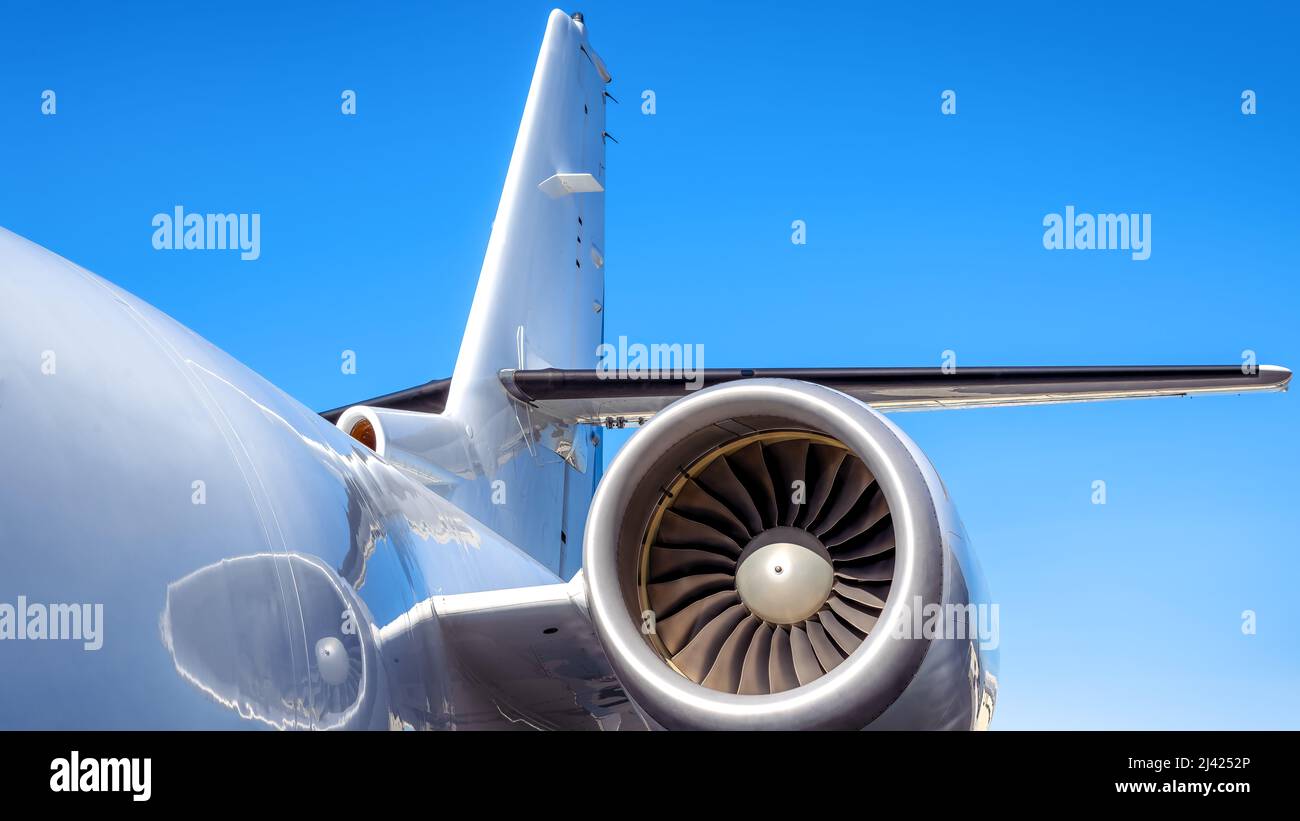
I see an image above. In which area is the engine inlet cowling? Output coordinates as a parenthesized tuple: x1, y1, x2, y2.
(583, 379, 948, 730)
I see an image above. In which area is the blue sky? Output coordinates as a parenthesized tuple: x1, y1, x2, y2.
(2, 1, 1297, 728)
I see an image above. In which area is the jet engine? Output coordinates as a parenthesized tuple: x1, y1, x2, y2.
(583, 379, 998, 730)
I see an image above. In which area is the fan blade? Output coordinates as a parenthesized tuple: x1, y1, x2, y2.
(671, 603, 750, 682)
(823, 486, 889, 548)
(828, 595, 880, 633)
(697, 455, 765, 535)
(768, 627, 799, 693)
(797, 445, 847, 529)
(811, 457, 874, 537)
(805, 618, 845, 672)
(647, 546, 737, 583)
(835, 553, 895, 582)
(726, 442, 779, 529)
(766, 439, 809, 526)
(817, 608, 862, 655)
(831, 527, 895, 562)
(655, 590, 741, 655)
(738, 623, 774, 695)
(701, 615, 762, 693)
(789, 625, 823, 685)
(673, 479, 752, 544)
(657, 509, 742, 556)
(646, 572, 734, 617)
(834, 580, 889, 609)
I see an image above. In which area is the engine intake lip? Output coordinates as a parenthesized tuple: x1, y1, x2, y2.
(584, 378, 944, 730)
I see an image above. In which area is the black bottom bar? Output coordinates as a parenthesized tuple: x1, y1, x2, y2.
(1, 730, 1288, 807)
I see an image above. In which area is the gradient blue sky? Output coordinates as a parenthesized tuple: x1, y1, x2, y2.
(2, 1, 1296, 728)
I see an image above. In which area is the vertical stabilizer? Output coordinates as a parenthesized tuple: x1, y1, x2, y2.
(443, 10, 610, 575)
(447, 10, 608, 406)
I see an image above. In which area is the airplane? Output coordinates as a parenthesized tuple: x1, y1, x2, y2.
(0, 9, 1289, 730)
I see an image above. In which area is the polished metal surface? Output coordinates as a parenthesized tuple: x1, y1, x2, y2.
(0, 226, 593, 728)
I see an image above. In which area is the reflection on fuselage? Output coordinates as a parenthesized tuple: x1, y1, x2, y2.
(0, 228, 560, 729)
(162, 553, 387, 730)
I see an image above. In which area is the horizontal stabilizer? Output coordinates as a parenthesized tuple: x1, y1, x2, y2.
(319, 378, 449, 423)
(320, 365, 1290, 426)
(498, 364, 1292, 424)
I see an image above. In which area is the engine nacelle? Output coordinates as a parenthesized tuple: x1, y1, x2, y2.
(335, 405, 473, 486)
(583, 379, 998, 730)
